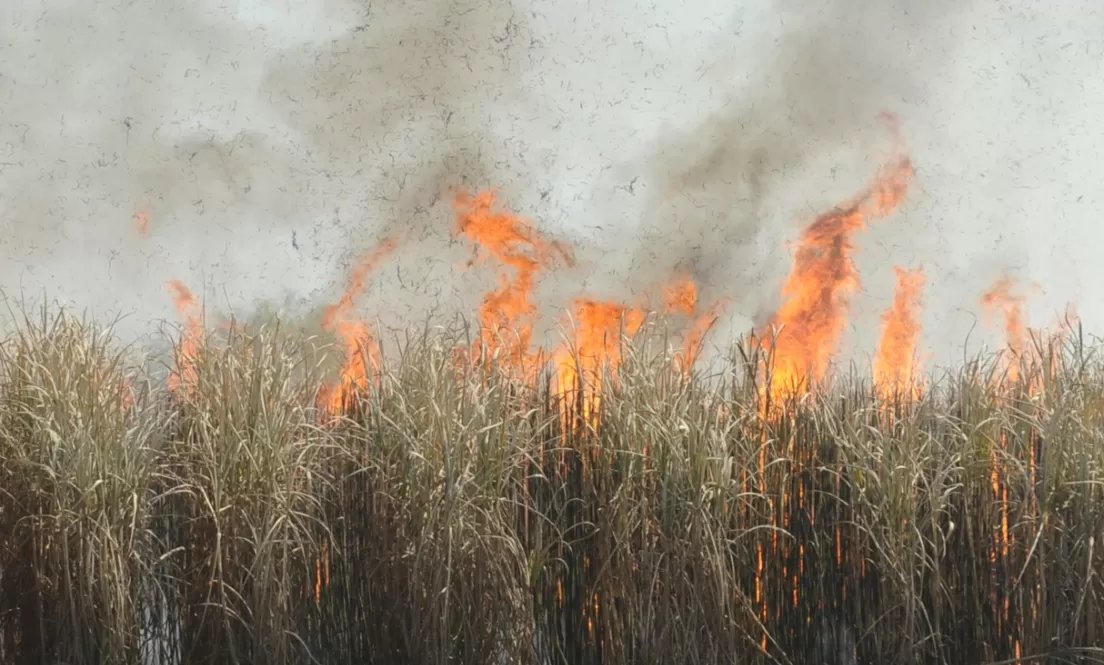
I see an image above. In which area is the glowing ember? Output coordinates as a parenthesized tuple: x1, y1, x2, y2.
(456, 190, 573, 372)
(319, 236, 401, 413)
(874, 267, 926, 398)
(765, 146, 915, 400)
(165, 280, 202, 398)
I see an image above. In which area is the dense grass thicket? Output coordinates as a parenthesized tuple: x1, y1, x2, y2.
(0, 308, 1102, 665)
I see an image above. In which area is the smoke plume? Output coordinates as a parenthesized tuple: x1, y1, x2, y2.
(0, 0, 1100, 367)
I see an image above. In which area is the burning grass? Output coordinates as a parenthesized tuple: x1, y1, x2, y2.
(0, 306, 1102, 665)
(2, 118, 1098, 664)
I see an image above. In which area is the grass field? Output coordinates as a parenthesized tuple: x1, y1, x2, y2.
(0, 306, 1101, 665)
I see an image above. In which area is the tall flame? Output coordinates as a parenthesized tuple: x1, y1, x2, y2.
(556, 298, 646, 427)
(455, 190, 573, 372)
(981, 276, 1027, 380)
(874, 266, 926, 398)
(765, 150, 915, 399)
(165, 280, 202, 398)
(320, 236, 401, 413)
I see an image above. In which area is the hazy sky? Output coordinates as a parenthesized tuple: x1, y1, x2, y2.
(1, 0, 1101, 368)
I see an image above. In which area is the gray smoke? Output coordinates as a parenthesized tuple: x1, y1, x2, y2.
(0, 0, 1101, 367)
(594, 0, 976, 340)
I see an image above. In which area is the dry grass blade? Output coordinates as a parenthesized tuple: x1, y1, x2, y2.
(0, 309, 1101, 665)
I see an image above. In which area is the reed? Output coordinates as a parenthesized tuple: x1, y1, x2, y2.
(0, 307, 1102, 665)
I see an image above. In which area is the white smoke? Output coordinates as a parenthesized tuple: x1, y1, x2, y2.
(0, 0, 1101, 369)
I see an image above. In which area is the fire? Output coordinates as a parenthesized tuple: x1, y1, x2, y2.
(319, 236, 401, 413)
(764, 149, 915, 400)
(556, 298, 645, 427)
(677, 299, 725, 375)
(120, 377, 137, 412)
(165, 280, 202, 398)
(981, 276, 1027, 381)
(551, 272, 723, 420)
(135, 211, 150, 236)
(155, 122, 929, 423)
(662, 276, 724, 374)
(455, 190, 573, 372)
(450, 193, 722, 416)
(874, 267, 926, 398)
(663, 276, 698, 315)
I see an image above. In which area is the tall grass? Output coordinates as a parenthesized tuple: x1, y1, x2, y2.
(0, 307, 1102, 664)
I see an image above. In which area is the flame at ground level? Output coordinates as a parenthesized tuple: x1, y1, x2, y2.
(555, 299, 646, 427)
(165, 280, 201, 398)
(874, 266, 926, 398)
(159, 118, 1059, 419)
(455, 190, 574, 372)
(319, 236, 401, 414)
(981, 276, 1029, 382)
(764, 150, 915, 401)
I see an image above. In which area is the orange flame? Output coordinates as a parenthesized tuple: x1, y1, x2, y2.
(556, 299, 645, 426)
(663, 276, 698, 315)
(765, 149, 914, 399)
(678, 299, 725, 375)
(455, 190, 573, 372)
(874, 266, 926, 398)
(165, 280, 201, 398)
(319, 236, 400, 413)
(980, 276, 1027, 382)
(662, 276, 724, 374)
(135, 211, 150, 236)
(120, 377, 137, 412)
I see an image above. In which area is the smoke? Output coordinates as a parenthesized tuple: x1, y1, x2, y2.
(595, 0, 975, 336)
(232, 1, 488, 333)
(586, 0, 1104, 364)
(1, 0, 1102, 367)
